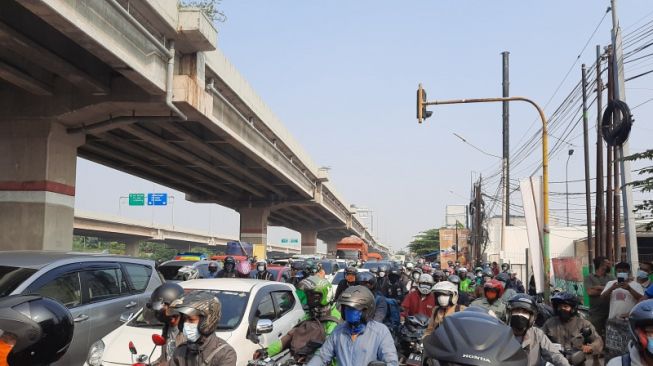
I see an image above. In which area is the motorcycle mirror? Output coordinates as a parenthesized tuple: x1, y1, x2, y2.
(152, 334, 166, 346)
(128, 341, 138, 355)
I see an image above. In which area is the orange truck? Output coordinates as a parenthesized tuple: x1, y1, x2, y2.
(336, 236, 368, 261)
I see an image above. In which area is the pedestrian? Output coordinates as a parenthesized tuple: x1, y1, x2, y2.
(424, 281, 465, 337)
(470, 279, 507, 322)
(306, 286, 398, 366)
(602, 261, 644, 320)
(584, 255, 615, 338)
(169, 291, 237, 366)
(401, 273, 436, 318)
(607, 299, 653, 365)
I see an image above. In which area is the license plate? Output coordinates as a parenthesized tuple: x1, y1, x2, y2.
(407, 353, 422, 365)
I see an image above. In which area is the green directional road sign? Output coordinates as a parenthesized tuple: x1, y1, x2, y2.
(290, 239, 299, 244)
(129, 193, 145, 206)
(281, 239, 289, 244)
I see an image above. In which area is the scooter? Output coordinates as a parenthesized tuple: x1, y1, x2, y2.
(128, 334, 166, 366)
(396, 314, 429, 366)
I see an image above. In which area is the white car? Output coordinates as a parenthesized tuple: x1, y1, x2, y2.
(85, 278, 305, 366)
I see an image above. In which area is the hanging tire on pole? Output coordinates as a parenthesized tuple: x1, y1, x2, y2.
(601, 99, 633, 147)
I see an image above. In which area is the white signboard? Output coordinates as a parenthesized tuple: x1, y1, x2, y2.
(520, 177, 544, 294)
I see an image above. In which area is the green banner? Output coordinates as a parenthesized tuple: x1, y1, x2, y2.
(128, 193, 145, 206)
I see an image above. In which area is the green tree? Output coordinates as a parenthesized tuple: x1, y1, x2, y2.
(625, 148, 653, 229)
(409, 228, 440, 256)
(179, 0, 226, 22)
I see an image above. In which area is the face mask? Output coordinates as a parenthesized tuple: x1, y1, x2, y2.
(485, 290, 498, 302)
(257, 266, 265, 272)
(344, 307, 363, 326)
(510, 313, 531, 332)
(437, 295, 451, 307)
(647, 336, 653, 354)
(476, 272, 482, 277)
(378, 272, 386, 278)
(617, 272, 629, 281)
(559, 310, 573, 322)
(346, 274, 356, 283)
(412, 273, 420, 280)
(183, 322, 200, 342)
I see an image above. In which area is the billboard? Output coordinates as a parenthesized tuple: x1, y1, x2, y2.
(551, 257, 590, 306)
(445, 205, 467, 228)
(439, 228, 470, 268)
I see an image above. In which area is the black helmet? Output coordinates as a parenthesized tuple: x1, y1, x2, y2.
(345, 266, 358, 275)
(224, 256, 236, 268)
(369, 267, 379, 275)
(496, 272, 510, 284)
(447, 274, 461, 286)
(378, 264, 389, 278)
(551, 292, 579, 315)
(256, 261, 267, 271)
(628, 299, 653, 355)
(304, 260, 318, 275)
(172, 291, 221, 337)
(291, 260, 306, 271)
(501, 263, 510, 271)
(482, 268, 493, 277)
(423, 310, 527, 366)
(507, 294, 538, 329)
(0, 295, 74, 366)
(432, 270, 445, 282)
(208, 261, 218, 270)
(337, 285, 375, 322)
(356, 271, 377, 290)
(147, 283, 184, 321)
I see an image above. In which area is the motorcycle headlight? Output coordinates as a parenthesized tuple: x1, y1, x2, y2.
(87, 339, 105, 366)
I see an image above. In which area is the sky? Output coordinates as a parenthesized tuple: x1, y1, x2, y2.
(75, 1, 653, 252)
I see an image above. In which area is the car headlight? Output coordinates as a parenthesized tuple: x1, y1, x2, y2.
(87, 339, 105, 366)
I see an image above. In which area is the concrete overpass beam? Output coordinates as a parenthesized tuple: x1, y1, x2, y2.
(239, 207, 270, 258)
(300, 229, 318, 255)
(0, 120, 83, 251)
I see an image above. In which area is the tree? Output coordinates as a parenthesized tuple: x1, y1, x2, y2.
(625, 148, 653, 229)
(409, 228, 440, 257)
(179, 0, 226, 22)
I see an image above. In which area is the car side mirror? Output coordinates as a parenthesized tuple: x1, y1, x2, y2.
(120, 311, 134, 323)
(255, 319, 274, 335)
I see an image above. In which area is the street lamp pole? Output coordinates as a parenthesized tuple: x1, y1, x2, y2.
(565, 149, 575, 227)
(419, 91, 551, 300)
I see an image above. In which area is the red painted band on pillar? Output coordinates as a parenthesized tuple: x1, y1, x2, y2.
(0, 181, 75, 196)
(241, 228, 265, 234)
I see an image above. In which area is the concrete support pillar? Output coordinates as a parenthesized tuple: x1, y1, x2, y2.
(124, 239, 140, 257)
(239, 207, 270, 258)
(326, 239, 339, 258)
(300, 229, 318, 255)
(0, 120, 83, 250)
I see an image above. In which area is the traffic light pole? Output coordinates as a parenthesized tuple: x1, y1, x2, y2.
(421, 95, 551, 300)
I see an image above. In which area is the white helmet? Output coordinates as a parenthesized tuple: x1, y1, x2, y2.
(406, 262, 415, 270)
(432, 281, 459, 307)
(417, 274, 434, 295)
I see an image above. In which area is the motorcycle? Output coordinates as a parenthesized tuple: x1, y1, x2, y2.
(128, 334, 166, 366)
(396, 314, 429, 366)
(560, 327, 599, 366)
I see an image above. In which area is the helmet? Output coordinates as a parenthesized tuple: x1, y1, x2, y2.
(418, 274, 435, 295)
(236, 260, 251, 275)
(457, 267, 468, 274)
(474, 266, 483, 273)
(482, 268, 493, 277)
(433, 262, 441, 269)
(356, 271, 378, 290)
(447, 274, 461, 286)
(421, 264, 432, 273)
(378, 264, 389, 278)
(0, 295, 74, 366)
(507, 294, 538, 328)
(628, 300, 653, 355)
(423, 310, 527, 366)
(406, 262, 415, 270)
(256, 261, 267, 272)
(369, 267, 379, 275)
(432, 281, 459, 306)
(447, 260, 454, 266)
(501, 262, 510, 271)
(208, 261, 218, 272)
(551, 292, 579, 315)
(337, 285, 376, 322)
(298, 276, 332, 307)
(304, 260, 318, 275)
(291, 261, 306, 271)
(432, 270, 445, 282)
(389, 267, 401, 280)
(147, 283, 184, 322)
(172, 291, 221, 337)
(224, 256, 236, 269)
(345, 266, 358, 275)
(484, 279, 505, 297)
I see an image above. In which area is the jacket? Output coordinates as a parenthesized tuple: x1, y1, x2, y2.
(401, 291, 435, 318)
(255, 271, 274, 280)
(423, 304, 465, 337)
(607, 341, 646, 366)
(541, 315, 603, 354)
(306, 320, 399, 366)
(373, 293, 388, 322)
(470, 297, 507, 322)
(169, 333, 237, 366)
(519, 326, 570, 366)
(216, 269, 237, 278)
(157, 325, 185, 366)
(334, 280, 354, 301)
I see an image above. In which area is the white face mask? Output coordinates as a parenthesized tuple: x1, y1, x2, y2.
(183, 322, 200, 342)
(378, 272, 386, 278)
(437, 295, 451, 307)
(257, 266, 265, 272)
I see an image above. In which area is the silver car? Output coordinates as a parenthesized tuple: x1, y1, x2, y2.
(0, 251, 163, 366)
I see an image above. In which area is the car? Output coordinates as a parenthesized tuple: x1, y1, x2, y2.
(361, 260, 395, 271)
(158, 259, 220, 281)
(0, 251, 162, 366)
(86, 278, 305, 366)
(249, 265, 291, 282)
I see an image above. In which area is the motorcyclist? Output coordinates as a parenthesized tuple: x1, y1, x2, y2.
(384, 266, 406, 301)
(254, 276, 341, 363)
(255, 261, 274, 280)
(457, 267, 474, 294)
(507, 294, 570, 366)
(207, 261, 219, 278)
(448, 274, 471, 306)
(306, 286, 398, 366)
(474, 268, 494, 298)
(471, 279, 507, 322)
(170, 291, 237, 366)
(501, 262, 511, 274)
(216, 256, 238, 278)
(0, 294, 74, 366)
(401, 273, 436, 318)
(497, 272, 518, 302)
(356, 271, 388, 322)
(146, 282, 185, 366)
(304, 260, 319, 278)
(406, 268, 423, 293)
(335, 266, 358, 301)
(424, 280, 465, 337)
(432, 269, 445, 283)
(377, 264, 390, 294)
(236, 259, 251, 278)
(607, 299, 653, 365)
(290, 261, 307, 286)
(422, 309, 527, 366)
(542, 292, 603, 361)
(510, 270, 526, 293)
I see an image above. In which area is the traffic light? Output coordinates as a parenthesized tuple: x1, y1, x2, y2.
(417, 83, 433, 123)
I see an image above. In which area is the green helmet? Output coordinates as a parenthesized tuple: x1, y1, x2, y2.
(304, 260, 318, 275)
(297, 275, 332, 306)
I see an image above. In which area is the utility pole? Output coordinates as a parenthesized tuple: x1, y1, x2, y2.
(582, 64, 594, 267)
(610, 0, 638, 269)
(502, 51, 510, 226)
(566, 149, 574, 227)
(595, 45, 606, 258)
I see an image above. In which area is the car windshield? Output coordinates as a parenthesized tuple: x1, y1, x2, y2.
(0, 266, 37, 297)
(158, 261, 196, 281)
(320, 261, 334, 274)
(332, 271, 344, 285)
(130, 290, 249, 331)
(336, 250, 359, 260)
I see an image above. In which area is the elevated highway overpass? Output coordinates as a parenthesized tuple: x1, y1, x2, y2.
(0, 0, 389, 256)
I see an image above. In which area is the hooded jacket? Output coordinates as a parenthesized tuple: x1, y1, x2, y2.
(518, 326, 570, 366)
(541, 315, 603, 354)
(607, 341, 648, 366)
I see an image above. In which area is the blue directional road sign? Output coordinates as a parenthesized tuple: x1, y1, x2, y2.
(147, 193, 168, 206)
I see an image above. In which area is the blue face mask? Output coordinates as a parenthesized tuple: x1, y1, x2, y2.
(647, 337, 653, 354)
(344, 307, 362, 325)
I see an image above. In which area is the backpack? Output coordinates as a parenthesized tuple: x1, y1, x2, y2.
(288, 318, 338, 358)
(384, 298, 402, 332)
